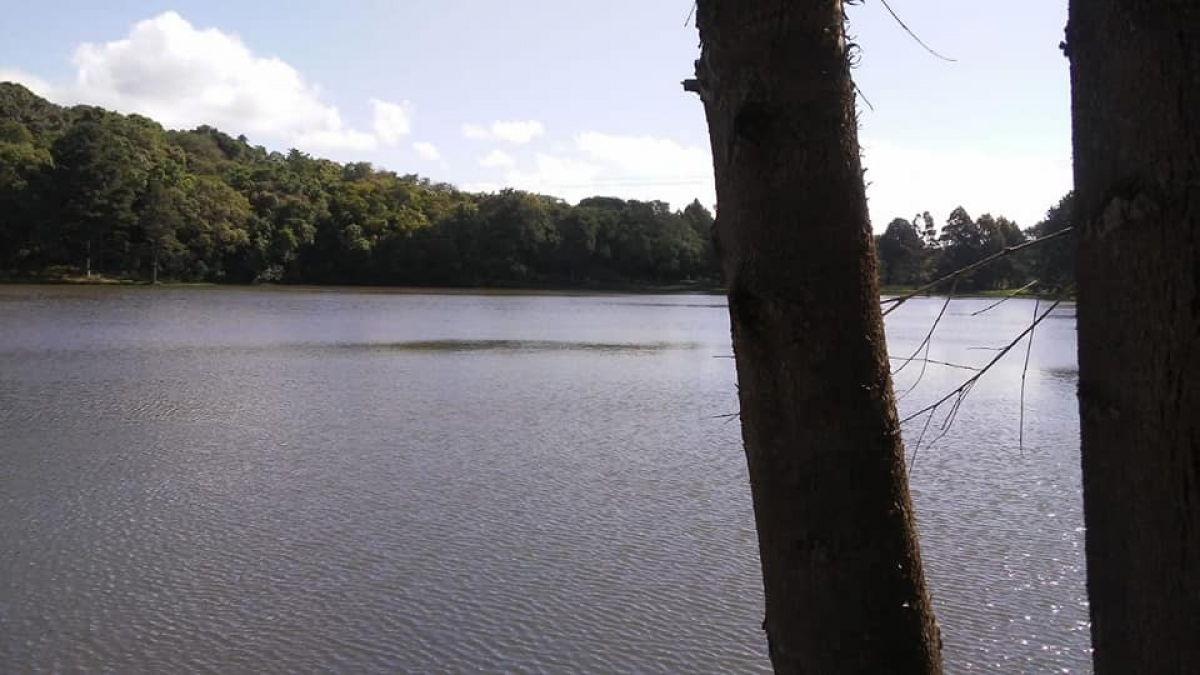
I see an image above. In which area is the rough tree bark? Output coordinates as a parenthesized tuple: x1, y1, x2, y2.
(1067, 1, 1199, 672)
(686, 2, 942, 672)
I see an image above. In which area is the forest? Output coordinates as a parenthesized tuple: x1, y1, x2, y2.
(1, 82, 1071, 291)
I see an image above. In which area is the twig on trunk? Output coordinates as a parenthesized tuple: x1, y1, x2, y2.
(853, 82, 876, 111)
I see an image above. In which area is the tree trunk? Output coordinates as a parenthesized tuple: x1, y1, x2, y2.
(1067, 2, 1199, 672)
(687, 2, 942, 673)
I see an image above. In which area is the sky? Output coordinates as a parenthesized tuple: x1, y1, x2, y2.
(0, 1, 1073, 230)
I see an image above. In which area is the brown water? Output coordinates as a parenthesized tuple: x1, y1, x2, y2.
(0, 285, 1089, 673)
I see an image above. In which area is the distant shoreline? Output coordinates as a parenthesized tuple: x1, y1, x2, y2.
(0, 274, 725, 295)
(2, 276, 1072, 300)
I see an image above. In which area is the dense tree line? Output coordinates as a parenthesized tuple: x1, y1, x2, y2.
(2, 82, 1071, 291)
(0, 83, 717, 287)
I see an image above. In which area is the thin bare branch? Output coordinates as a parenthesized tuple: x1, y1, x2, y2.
(894, 281, 957, 401)
(888, 356, 981, 372)
(708, 411, 742, 428)
(879, 0, 957, 62)
(894, 280, 956, 374)
(854, 82, 876, 111)
(909, 407, 937, 471)
(882, 227, 1073, 316)
(1018, 297, 1041, 454)
(920, 394, 967, 459)
(970, 280, 1041, 316)
(900, 299, 1062, 426)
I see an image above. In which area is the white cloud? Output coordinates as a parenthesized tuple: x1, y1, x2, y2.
(478, 149, 516, 168)
(859, 137, 1073, 230)
(507, 154, 603, 194)
(461, 120, 545, 144)
(491, 120, 544, 144)
(67, 12, 362, 147)
(477, 132, 715, 210)
(576, 132, 711, 180)
(293, 129, 378, 153)
(413, 141, 441, 161)
(0, 69, 53, 97)
(462, 123, 490, 140)
(2, 12, 415, 155)
(461, 181, 502, 194)
(371, 99, 411, 145)
(466, 128, 1069, 227)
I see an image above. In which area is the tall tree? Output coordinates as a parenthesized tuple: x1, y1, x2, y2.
(877, 217, 925, 286)
(935, 207, 983, 286)
(1025, 192, 1075, 292)
(0, 121, 52, 271)
(1067, 1, 1199, 672)
(686, 2, 941, 672)
(135, 178, 185, 283)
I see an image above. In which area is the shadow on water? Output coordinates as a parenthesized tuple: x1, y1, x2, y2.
(327, 339, 703, 354)
(1042, 366, 1081, 381)
(1, 339, 704, 359)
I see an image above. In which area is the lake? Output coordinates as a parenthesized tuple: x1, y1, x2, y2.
(0, 285, 1089, 673)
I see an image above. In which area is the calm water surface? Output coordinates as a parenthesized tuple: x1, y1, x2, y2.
(0, 286, 1088, 673)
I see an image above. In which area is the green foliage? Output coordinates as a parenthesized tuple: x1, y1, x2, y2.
(0, 120, 53, 269)
(876, 198, 1073, 294)
(1025, 192, 1075, 292)
(0, 83, 71, 144)
(877, 217, 924, 286)
(0, 84, 718, 286)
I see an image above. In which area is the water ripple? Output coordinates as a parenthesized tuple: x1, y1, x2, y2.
(0, 289, 1086, 674)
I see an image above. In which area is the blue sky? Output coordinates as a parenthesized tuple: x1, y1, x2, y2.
(0, 1, 1072, 229)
